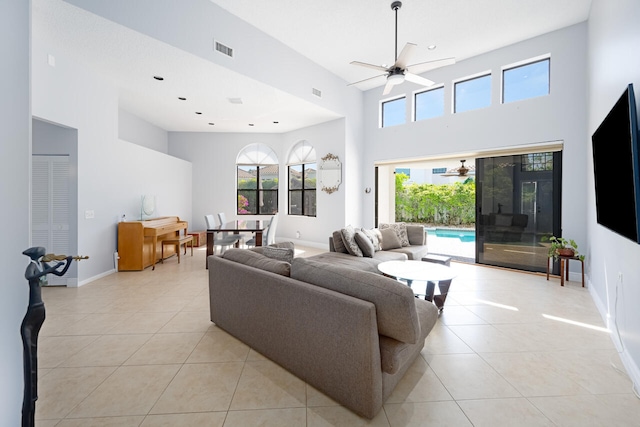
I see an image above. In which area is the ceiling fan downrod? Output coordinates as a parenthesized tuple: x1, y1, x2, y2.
(391, 1, 402, 62)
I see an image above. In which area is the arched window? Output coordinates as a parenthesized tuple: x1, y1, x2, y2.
(287, 140, 316, 217)
(236, 143, 279, 215)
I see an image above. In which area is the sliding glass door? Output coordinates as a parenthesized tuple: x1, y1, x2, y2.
(476, 152, 561, 273)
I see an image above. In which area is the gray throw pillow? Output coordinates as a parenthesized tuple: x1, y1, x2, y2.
(341, 225, 363, 257)
(263, 246, 294, 264)
(379, 223, 410, 247)
(354, 230, 375, 257)
(332, 230, 349, 253)
(362, 228, 382, 251)
(380, 228, 402, 250)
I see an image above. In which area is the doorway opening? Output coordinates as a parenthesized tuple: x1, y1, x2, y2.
(375, 143, 563, 273)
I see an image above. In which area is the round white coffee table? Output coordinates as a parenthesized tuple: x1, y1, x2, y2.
(377, 260, 456, 311)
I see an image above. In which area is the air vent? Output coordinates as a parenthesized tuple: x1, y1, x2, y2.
(312, 88, 322, 98)
(214, 40, 233, 58)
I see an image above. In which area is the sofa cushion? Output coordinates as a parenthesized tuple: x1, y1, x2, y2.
(341, 225, 363, 257)
(291, 258, 421, 344)
(379, 223, 410, 247)
(307, 252, 383, 273)
(263, 246, 294, 264)
(354, 230, 375, 257)
(222, 248, 291, 276)
(251, 241, 295, 255)
(380, 228, 402, 250)
(332, 230, 349, 253)
(406, 225, 426, 246)
(379, 298, 439, 374)
(386, 245, 429, 261)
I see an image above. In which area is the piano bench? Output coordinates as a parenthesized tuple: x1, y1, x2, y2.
(161, 235, 193, 264)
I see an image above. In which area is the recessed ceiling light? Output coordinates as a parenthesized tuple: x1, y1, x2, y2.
(195, 112, 202, 115)
(228, 98, 243, 104)
(208, 122, 215, 126)
(153, 76, 164, 81)
(427, 45, 437, 50)
(178, 97, 186, 100)
(273, 121, 279, 124)
(248, 123, 254, 126)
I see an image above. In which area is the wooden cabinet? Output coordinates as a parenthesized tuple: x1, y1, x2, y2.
(117, 216, 187, 271)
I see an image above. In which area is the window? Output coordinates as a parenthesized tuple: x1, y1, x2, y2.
(521, 152, 553, 172)
(415, 87, 444, 121)
(454, 74, 491, 113)
(288, 141, 316, 217)
(381, 97, 406, 127)
(503, 58, 550, 103)
(236, 143, 279, 215)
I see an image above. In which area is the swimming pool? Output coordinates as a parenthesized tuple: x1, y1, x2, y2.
(426, 228, 475, 243)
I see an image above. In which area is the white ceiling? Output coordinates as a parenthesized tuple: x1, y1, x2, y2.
(33, 0, 592, 133)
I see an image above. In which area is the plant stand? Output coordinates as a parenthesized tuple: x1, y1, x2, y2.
(546, 255, 584, 287)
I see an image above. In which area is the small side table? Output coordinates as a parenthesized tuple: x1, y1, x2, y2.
(546, 255, 584, 287)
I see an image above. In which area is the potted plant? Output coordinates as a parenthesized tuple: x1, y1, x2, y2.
(543, 235, 584, 261)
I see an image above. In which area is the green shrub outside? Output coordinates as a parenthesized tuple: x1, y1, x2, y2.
(395, 173, 475, 226)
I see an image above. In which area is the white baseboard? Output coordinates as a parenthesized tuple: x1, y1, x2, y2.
(588, 276, 640, 395)
(77, 268, 116, 287)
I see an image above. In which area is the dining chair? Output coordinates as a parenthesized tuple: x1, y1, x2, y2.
(264, 212, 278, 245)
(245, 216, 271, 248)
(204, 214, 241, 255)
(219, 212, 253, 247)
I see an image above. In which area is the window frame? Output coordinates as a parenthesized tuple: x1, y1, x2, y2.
(413, 85, 445, 122)
(501, 55, 551, 104)
(236, 164, 279, 215)
(453, 71, 492, 114)
(288, 163, 317, 217)
(380, 95, 407, 128)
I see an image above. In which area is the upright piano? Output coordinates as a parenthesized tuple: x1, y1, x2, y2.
(117, 216, 188, 271)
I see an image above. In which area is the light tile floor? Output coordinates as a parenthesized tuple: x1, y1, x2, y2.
(35, 245, 640, 426)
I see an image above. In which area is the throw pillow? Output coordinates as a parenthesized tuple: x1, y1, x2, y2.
(263, 246, 294, 264)
(332, 230, 349, 253)
(380, 228, 402, 250)
(341, 225, 363, 257)
(361, 228, 382, 251)
(354, 230, 375, 257)
(379, 222, 410, 247)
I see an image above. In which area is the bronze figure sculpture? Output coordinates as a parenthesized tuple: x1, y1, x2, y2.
(21, 247, 87, 427)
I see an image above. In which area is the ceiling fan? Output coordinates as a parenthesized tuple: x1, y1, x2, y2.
(349, 1, 455, 95)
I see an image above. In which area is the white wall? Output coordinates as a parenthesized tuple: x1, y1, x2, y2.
(0, 1, 31, 423)
(587, 0, 640, 392)
(33, 17, 193, 284)
(118, 108, 169, 153)
(168, 118, 347, 247)
(362, 24, 589, 260)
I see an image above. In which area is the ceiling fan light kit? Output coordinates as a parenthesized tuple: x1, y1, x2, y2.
(349, 1, 455, 95)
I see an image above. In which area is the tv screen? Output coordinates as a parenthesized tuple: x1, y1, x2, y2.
(592, 83, 640, 244)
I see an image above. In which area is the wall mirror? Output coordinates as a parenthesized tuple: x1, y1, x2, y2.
(319, 153, 341, 194)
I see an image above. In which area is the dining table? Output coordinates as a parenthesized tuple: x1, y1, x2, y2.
(206, 219, 268, 267)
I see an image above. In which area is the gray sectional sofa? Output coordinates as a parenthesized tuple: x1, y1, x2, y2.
(207, 243, 439, 419)
(310, 223, 429, 273)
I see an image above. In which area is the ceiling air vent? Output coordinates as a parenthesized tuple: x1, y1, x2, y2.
(312, 88, 322, 98)
(214, 40, 233, 58)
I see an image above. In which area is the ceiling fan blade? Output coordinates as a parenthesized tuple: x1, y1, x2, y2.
(350, 61, 388, 72)
(406, 57, 456, 74)
(382, 79, 395, 95)
(404, 72, 435, 87)
(347, 73, 387, 86)
(394, 42, 417, 69)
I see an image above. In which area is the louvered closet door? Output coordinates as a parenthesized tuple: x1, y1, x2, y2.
(32, 155, 70, 284)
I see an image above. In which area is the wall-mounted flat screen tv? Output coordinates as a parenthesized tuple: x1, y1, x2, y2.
(592, 83, 640, 244)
